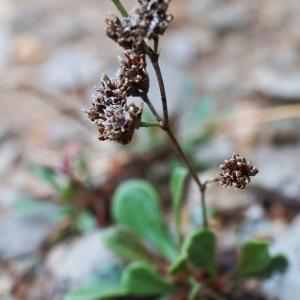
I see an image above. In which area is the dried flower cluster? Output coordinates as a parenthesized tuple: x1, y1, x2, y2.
(86, 75, 142, 144)
(118, 50, 149, 96)
(106, 0, 173, 51)
(86, 0, 173, 144)
(217, 153, 258, 189)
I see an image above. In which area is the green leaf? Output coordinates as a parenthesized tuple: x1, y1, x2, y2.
(269, 255, 288, 273)
(28, 164, 61, 192)
(64, 281, 127, 300)
(188, 98, 214, 131)
(246, 254, 288, 279)
(121, 262, 175, 296)
(112, 180, 177, 261)
(170, 167, 188, 244)
(169, 254, 187, 275)
(13, 196, 48, 215)
(188, 278, 202, 300)
(183, 229, 217, 276)
(75, 211, 96, 234)
(103, 226, 160, 263)
(237, 241, 271, 277)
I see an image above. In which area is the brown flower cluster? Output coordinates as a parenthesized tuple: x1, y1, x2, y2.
(106, 0, 173, 51)
(118, 50, 149, 96)
(86, 0, 172, 144)
(86, 75, 142, 145)
(217, 153, 258, 189)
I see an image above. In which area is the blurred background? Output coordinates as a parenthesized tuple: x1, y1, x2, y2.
(1, 0, 300, 299)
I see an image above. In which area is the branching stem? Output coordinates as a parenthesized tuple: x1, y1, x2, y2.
(142, 88, 209, 228)
(111, 0, 210, 228)
(140, 122, 161, 128)
(111, 0, 129, 17)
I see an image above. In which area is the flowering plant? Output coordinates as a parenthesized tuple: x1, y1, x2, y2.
(66, 1, 287, 299)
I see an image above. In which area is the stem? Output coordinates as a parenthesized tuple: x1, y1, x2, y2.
(140, 122, 161, 128)
(166, 129, 208, 228)
(111, 0, 129, 17)
(147, 50, 169, 128)
(141, 94, 164, 125)
(154, 38, 159, 54)
(145, 48, 209, 228)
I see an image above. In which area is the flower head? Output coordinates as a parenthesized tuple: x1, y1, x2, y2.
(118, 50, 149, 96)
(135, 0, 173, 40)
(105, 15, 145, 51)
(105, 0, 173, 51)
(86, 75, 142, 144)
(217, 153, 258, 189)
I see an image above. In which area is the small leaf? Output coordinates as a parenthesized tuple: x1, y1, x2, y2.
(121, 262, 175, 296)
(169, 254, 187, 275)
(28, 164, 61, 191)
(75, 211, 96, 234)
(170, 167, 188, 243)
(269, 255, 288, 273)
(187, 98, 214, 131)
(112, 180, 177, 260)
(64, 281, 127, 300)
(183, 229, 217, 276)
(248, 254, 288, 279)
(13, 196, 48, 215)
(237, 241, 271, 277)
(103, 226, 160, 263)
(188, 278, 202, 300)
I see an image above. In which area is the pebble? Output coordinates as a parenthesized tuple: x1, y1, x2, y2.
(0, 203, 60, 259)
(46, 230, 120, 282)
(39, 46, 102, 91)
(263, 215, 300, 300)
(253, 69, 300, 101)
(252, 145, 300, 198)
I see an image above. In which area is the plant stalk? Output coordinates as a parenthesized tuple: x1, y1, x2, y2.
(111, 0, 129, 17)
(140, 122, 161, 128)
(110, 0, 209, 228)
(144, 48, 209, 228)
(142, 94, 208, 227)
(147, 50, 169, 129)
(165, 129, 208, 228)
(141, 94, 164, 125)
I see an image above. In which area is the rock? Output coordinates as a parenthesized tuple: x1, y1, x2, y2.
(194, 135, 235, 165)
(0, 186, 20, 214)
(0, 28, 12, 71)
(0, 140, 22, 177)
(240, 218, 287, 243)
(208, 2, 253, 34)
(263, 215, 300, 300)
(39, 46, 102, 91)
(0, 202, 60, 259)
(252, 145, 300, 198)
(0, 119, 13, 143)
(163, 28, 216, 67)
(253, 69, 300, 101)
(48, 118, 85, 145)
(21, 231, 121, 300)
(0, 273, 13, 299)
(0, 0, 14, 25)
(46, 230, 120, 282)
(11, 33, 47, 64)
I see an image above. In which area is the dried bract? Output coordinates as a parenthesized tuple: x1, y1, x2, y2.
(135, 0, 173, 40)
(105, 0, 173, 51)
(105, 15, 145, 51)
(86, 75, 142, 144)
(217, 153, 258, 189)
(118, 50, 149, 96)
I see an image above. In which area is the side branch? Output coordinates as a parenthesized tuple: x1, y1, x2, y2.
(147, 49, 169, 129)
